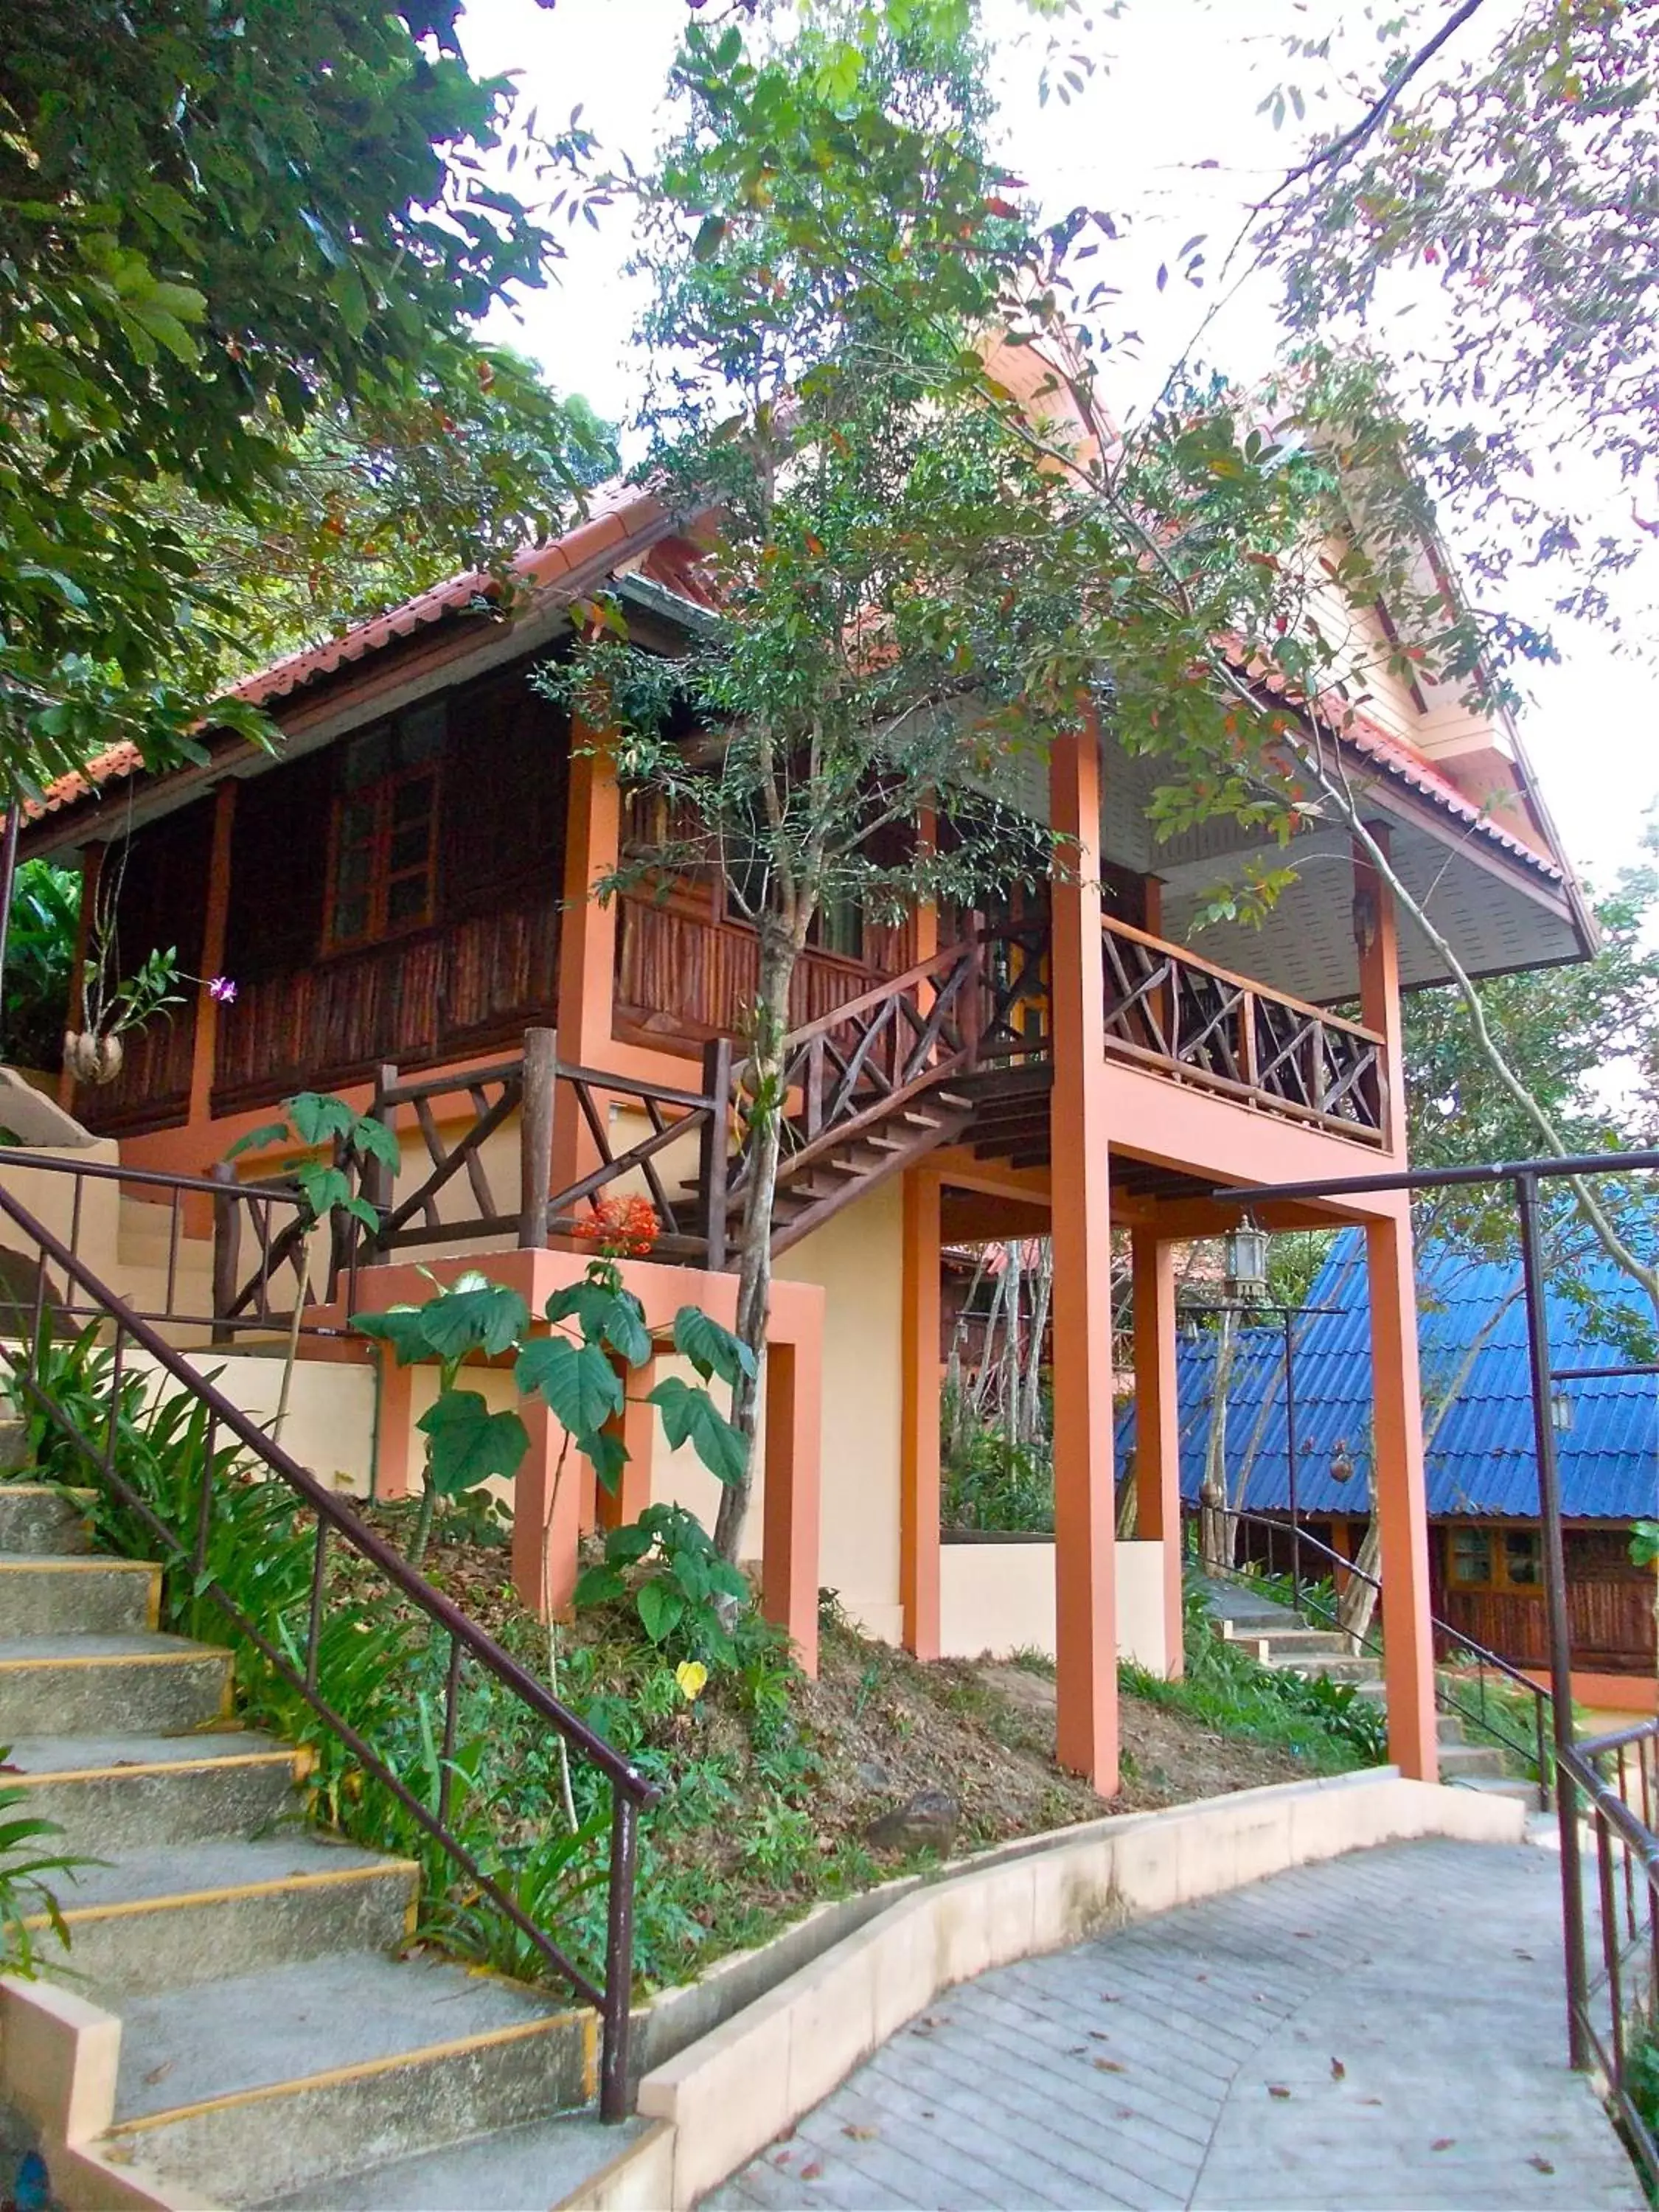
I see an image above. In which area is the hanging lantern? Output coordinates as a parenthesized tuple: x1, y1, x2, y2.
(1224, 1222, 1268, 1303)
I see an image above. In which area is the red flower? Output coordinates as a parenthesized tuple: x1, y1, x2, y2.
(574, 1194, 660, 1259)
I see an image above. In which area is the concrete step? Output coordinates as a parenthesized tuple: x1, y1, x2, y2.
(5, 1730, 302, 1851)
(102, 1950, 591, 2207)
(1438, 1739, 1510, 1781)
(27, 1832, 418, 1996)
(0, 1550, 159, 1635)
(0, 1482, 91, 1556)
(1259, 1652, 1382, 1686)
(1451, 1773, 1543, 1809)
(0, 1631, 233, 1735)
(254, 2112, 651, 2211)
(1226, 1627, 1352, 1660)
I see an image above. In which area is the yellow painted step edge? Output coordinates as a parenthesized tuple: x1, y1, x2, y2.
(104, 2008, 595, 2135)
(11, 1749, 300, 1789)
(24, 1856, 422, 1931)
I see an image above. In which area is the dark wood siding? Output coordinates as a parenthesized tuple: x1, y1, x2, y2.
(209, 663, 568, 1114)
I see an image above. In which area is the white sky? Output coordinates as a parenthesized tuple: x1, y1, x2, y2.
(457, 0, 1658, 895)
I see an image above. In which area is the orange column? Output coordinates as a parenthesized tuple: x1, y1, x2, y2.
(375, 1354, 416, 1502)
(900, 1167, 942, 1658)
(1354, 826, 1406, 1158)
(552, 721, 621, 1199)
(1048, 722, 1119, 1790)
(596, 1355, 655, 1531)
(1366, 1197, 1439, 1780)
(763, 1335, 822, 1676)
(189, 779, 237, 1135)
(512, 1395, 584, 1621)
(1131, 1228, 1183, 1678)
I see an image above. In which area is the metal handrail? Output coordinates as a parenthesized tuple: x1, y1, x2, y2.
(0, 1145, 322, 1340)
(1555, 1718, 1659, 2190)
(1201, 1503, 1552, 1792)
(0, 1181, 656, 2122)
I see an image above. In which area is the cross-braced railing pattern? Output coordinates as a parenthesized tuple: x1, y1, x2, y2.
(1096, 917, 1385, 1139)
(1558, 1719, 1659, 2190)
(0, 1184, 657, 2121)
(725, 939, 979, 1215)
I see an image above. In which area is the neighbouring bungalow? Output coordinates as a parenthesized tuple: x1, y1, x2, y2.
(4, 432, 1597, 1791)
(1144, 1229, 1659, 1712)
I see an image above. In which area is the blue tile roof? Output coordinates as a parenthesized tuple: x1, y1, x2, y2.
(1116, 1230, 1658, 1523)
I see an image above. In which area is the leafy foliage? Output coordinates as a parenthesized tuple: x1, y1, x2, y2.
(0, 1756, 93, 1978)
(1265, 0, 1659, 628)
(1, 860, 80, 1071)
(353, 1261, 750, 1563)
(0, 0, 599, 791)
(227, 1091, 401, 1234)
(941, 1425, 1054, 1535)
(576, 1503, 754, 1664)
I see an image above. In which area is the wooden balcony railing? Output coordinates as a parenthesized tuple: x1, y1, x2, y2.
(613, 894, 908, 1046)
(975, 914, 1388, 1141)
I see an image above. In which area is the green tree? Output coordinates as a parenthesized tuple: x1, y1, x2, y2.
(1261, 0, 1659, 629)
(1, 0, 597, 793)
(544, 3, 1447, 1566)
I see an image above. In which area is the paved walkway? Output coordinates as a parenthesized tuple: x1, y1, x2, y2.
(708, 1838, 1641, 2211)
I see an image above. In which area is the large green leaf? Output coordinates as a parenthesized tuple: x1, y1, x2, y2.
(349, 1304, 434, 1365)
(586, 1427, 628, 1495)
(672, 1307, 757, 1388)
(416, 1390, 529, 1496)
(647, 1374, 749, 1486)
(418, 1282, 529, 1361)
(636, 1577, 686, 1644)
(516, 1335, 623, 1438)
(543, 1281, 654, 1368)
(288, 1092, 358, 1147)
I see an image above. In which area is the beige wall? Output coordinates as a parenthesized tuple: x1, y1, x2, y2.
(939, 1537, 1169, 1674)
(776, 1178, 905, 1642)
(0, 1142, 122, 1287)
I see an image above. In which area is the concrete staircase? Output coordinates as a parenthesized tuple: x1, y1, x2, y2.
(1203, 1579, 1540, 1805)
(1, 1481, 641, 2210)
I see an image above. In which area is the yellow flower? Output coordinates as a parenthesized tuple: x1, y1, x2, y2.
(675, 1660, 709, 1703)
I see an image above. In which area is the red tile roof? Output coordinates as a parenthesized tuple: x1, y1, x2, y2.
(19, 494, 1566, 891)
(21, 480, 696, 825)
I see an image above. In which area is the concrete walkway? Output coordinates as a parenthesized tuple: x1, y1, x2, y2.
(708, 1838, 1641, 2211)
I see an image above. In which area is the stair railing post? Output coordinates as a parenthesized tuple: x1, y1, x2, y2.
(600, 1787, 639, 2123)
(521, 1027, 557, 1250)
(700, 1035, 732, 1271)
(358, 1062, 399, 1270)
(209, 1162, 240, 1345)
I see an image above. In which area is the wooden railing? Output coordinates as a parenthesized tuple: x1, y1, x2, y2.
(613, 894, 907, 1046)
(726, 939, 978, 1217)
(972, 916, 1387, 1141)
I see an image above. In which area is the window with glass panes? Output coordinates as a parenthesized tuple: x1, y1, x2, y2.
(323, 706, 443, 953)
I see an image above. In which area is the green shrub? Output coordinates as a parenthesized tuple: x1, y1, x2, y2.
(0, 1756, 94, 1977)
(942, 1426, 1053, 1534)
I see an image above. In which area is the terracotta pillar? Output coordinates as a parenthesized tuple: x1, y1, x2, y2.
(900, 1167, 942, 1658)
(512, 1394, 584, 1621)
(1048, 722, 1119, 1790)
(762, 1335, 822, 1676)
(1131, 1228, 1183, 1678)
(374, 1354, 416, 1502)
(552, 720, 621, 1200)
(596, 1355, 655, 1531)
(189, 779, 237, 1133)
(1366, 1197, 1439, 1780)
(1354, 826, 1406, 1158)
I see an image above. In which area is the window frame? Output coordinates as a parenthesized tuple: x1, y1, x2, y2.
(321, 737, 442, 957)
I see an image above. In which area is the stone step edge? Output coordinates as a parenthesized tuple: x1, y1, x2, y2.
(23, 1856, 421, 1941)
(10, 1743, 303, 1793)
(102, 2006, 594, 2145)
(2, 1929, 598, 2212)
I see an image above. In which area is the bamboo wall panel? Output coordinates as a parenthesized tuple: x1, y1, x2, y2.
(78, 1006, 197, 1134)
(213, 897, 560, 1113)
(1441, 1578, 1657, 1674)
(614, 895, 902, 1050)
